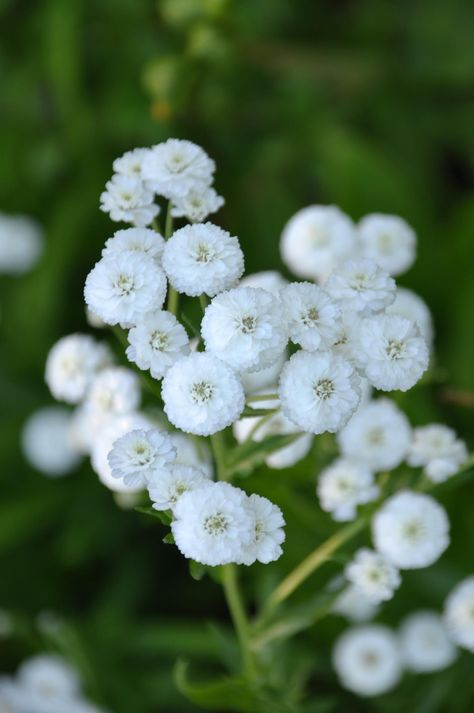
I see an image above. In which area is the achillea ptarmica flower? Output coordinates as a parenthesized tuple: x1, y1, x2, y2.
(237, 493, 285, 565)
(357, 213, 416, 277)
(45, 334, 112, 404)
(148, 464, 211, 512)
(161, 352, 245, 436)
(240, 350, 287, 396)
(325, 258, 396, 315)
(399, 611, 457, 672)
(170, 432, 214, 479)
(21, 407, 82, 477)
(280, 282, 341, 351)
(317, 458, 379, 522)
(17, 654, 80, 701)
(201, 287, 288, 373)
(171, 185, 224, 223)
(444, 576, 474, 652)
(239, 270, 288, 294)
(141, 139, 215, 200)
(332, 585, 380, 623)
(0, 213, 43, 274)
(358, 314, 429, 391)
(84, 251, 167, 327)
(407, 424, 468, 483)
(280, 205, 356, 282)
(279, 350, 361, 435)
(100, 174, 159, 227)
(126, 310, 190, 379)
(113, 147, 149, 177)
(345, 548, 401, 603)
(162, 223, 244, 297)
(108, 428, 177, 488)
(102, 227, 164, 263)
(332, 625, 402, 697)
(386, 286, 433, 347)
(372, 490, 450, 569)
(83, 366, 141, 426)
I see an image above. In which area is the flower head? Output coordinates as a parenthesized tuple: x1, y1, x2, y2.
(108, 428, 177, 488)
(100, 174, 159, 227)
(126, 310, 190, 379)
(141, 139, 215, 200)
(444, 576, 474, 652)
(399, 611, 457, 672)
(332, 586, 380, 623)
(280, 282, 340, 351)
(325, 258, 396, 315)
(238, 494, 285, 565)
(102, 227, 164, 263)
(345, 548, 401, 603)
(407, 424, 468, 483)
(317, 458, 378, 521)
(0, 213, 43, 274)
(386, 287, 433, 347)
(171, 185, 224, 223)
(148, 464, 211, 512)
(358, 213, 416, 276)
(83, 366, 141, 427)
(22, 407, 81, 477)
(113, 147, 149, 177)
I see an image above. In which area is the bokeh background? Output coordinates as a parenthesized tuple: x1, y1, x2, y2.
(1, 0, 474, 711)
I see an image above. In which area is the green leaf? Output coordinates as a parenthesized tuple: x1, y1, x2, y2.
(226, 434, 303, 477)
(241, 407, 278, 418)
(162, 532, 175, 545)
(135, 506, 172, 525)
(189, 560, 208, 581)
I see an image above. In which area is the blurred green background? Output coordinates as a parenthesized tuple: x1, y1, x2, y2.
(1, 0, 474, 711)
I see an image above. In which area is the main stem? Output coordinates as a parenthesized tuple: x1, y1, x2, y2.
(164, 201, 179, 315)
(221, 564, 257, 680)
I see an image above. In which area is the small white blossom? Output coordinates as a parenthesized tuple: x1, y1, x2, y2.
(338, 398, 412, 472)
(280, 282, 341, 351)
(0, 213, 43, 274)
(162, 223, 244, 297)
(171, 185, 224, 223)
(22, 407, 82, 477)
(399, 611, 457, 672)
(162, 352, 245, 436)
(407, 424, 468, 483)
(84, 251, 167, 327)
(279, 351, 361, 435)
(280, 205, 356, 282)
(113, 147, 149, 177)
(333, 626, 402, 697)
(240, 351, 287, 396)
(45, 334, 112, 404)
(358, 314, 429, 391)
(171, 482, 254, 566)
(83, 367, 141, 427)
(386, 287, 433, 347)
(325, 258, 396, 315)
(170, 432, 214, 478)
(345, 548, 401, 603)
(148, 464, 211, 512)
(317, 458, 378, 522)
(358, 213, 416, 276)
(372, 490, 450, 569)
(239, 270, 288, 294)
(102, 227, 164, 263)
(444, 576, 474, 652)
(141, 139, 215, 200)
(330, 309, 363, 363)
(238, 494, 285, 565)
(332, 586, 380, 623)
(201, 287, 288, 373)
(100, 174, 159, 227)
(126, 310, 190, 379)
(108, 428, 177, 488)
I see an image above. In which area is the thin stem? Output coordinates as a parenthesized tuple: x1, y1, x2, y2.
(210, 431, 228, 481)
(164, 201, 179, 315)
(164, 202, 174, 239)
(221, 564, 257, 680)
(246, 393, 279, 403)
(199, 293, 208, 314)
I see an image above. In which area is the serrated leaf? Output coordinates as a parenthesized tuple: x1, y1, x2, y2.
(135, 506, 172, 525)
(226, 433, 303, 477)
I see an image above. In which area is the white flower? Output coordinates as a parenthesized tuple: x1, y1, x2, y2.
(84, 251, 167, 327)
(141, 139, 215, 200)
(345, 548, 401, 603)
(162, 352, 245, 436)
(126, 310, 190, 379)
(280, 282, 341, 351)
(148, 464, 211, 512)
(333, 626, 402, 697)
(113, 147, 149, 177)
(325, 258, 396, 315)
(358, 315, 429, 391)
(170, 432, 214, 478)
(358, 213, 416, 276)
(45, 334, 112, 404)
(17, 655, 80, 702)
(372, 490, 450, 569)
(239, 270, 288, 294)
(240, 351, 287, 396)
(330, 309, 363, 363)
(332, 586, 380, 623)
(407, 424, 468, 483)
(83, 366, 141, 426)
(444, 576, 474, 652)
(0, 213, 43, 274)
(279, 351, 361, 435)
(171, 185, 224, 222)
(102, 227, 164, 263)
(317, 458, 378, 522)
(386, 287, 433, 347)
(22, 407, 82, 477)
(100, 174, 159, 227)
(108, 428, 176, 488)
(399, 611, 457, 672)
(238, 494, 285, 565)
(338, 398, 412, 472)
(171, 482, 254, 566)
(162, 222, 244, 297)
(280, 205, 356, 282)
(201, 287, 288, 373)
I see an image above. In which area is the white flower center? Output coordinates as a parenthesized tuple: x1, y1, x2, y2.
(170, 482, 188, 504)
(190, 380, 214, 404)
(204, 512, 228, 535)
(114, 273, 135, 296)
(301, 307, 319, 327)
(131, 443, 154, 467)
(402, 518, 425, 542)
(336, 477, 354, 494)
(350, 273, 369, 291)
(386, 339, 406, 360)
(367, 427, 384, 446)
(360, 649, 379, 667)
(150, 330, 169, 352)
(237, 314, 257, 334)
(377, 232, 394, 252)
(308, 226, 329, 247)
(194, 242, 215, 263)
(313, 378, 334, 400)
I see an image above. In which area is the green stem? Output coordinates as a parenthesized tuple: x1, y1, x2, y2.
(164, 201, 174, 239)
(210, 431, 228, 481)
(199, 293, 208, 314)
(246, 393, 279, 403)
(164, 201, 179, 316)
(221, 564, 257, 680)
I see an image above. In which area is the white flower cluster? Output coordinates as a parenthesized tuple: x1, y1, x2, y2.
(0, 212, 43, 274)
(0, 654, 107, 713)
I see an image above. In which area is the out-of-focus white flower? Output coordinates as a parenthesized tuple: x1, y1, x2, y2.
(201, 287, 287, 373)
(399, 611, 457, 672)
(239, 270, 288, 294)
(141, 139, 215, 200)
(170, 432, 214, 478)
(171, 186, 224, 223)
(162, 353, 245, 436)
(84, 251, 167, 327)
(102, 227, 164, 263)
(237, 494, 285, 565)
(386, 287, 433, 348)
(113, 147, 149, 177)
(100, 174, 159, 227)
(372, 490, 450, 569)
(22, 406, 82, 477)
(333, 625, 402, 697)
(345, 548, 401, 603)
(172, 482, 254, 566)
(148, 464, 211, 512)
(0, 213, 43, 274)
(338, 398, 412, 472)
(407, 424, 468, 483)
(444, 576, 474, 652)
(358, 213, 416, 276)
(108, 428, 176, 488)
(332, 586, 380, 623)
(126, 310, 190, 379)
(280, 205, 356, 282)
(280, 282, 340, 351)
(82, 367, 141, 429)
(240, 351, 287, 396)
(45, 334, 112, 404)
(358, 315, 429, 391)
(162, 223, 244, 297)
(325, 258, 396, 315)
(317, 458, 378, 522)
(279, 351, 361, 435)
